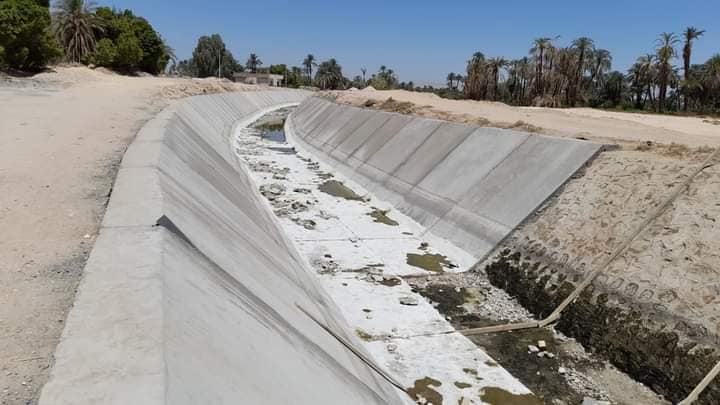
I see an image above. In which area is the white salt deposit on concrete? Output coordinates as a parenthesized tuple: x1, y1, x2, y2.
(235, 112, 533, 404)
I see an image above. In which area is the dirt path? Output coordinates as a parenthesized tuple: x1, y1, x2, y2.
(0, 67, 263, 405)
(335, 89, 720, 148)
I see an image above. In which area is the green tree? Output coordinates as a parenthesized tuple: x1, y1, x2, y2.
(530, 37, 553, 97)
(446, 72, 456, 89)
(114, 32, 142, 67)
(0, 0, 62, 70)
(487, 57, 508, 100)
(464, 51, 486, 100)
(88, 37, 116, 66)
(655, 32, 679, 112)
(131, 15, 167, 73)
(570, 37, 594, 106)
(52, 0, 103, 62)
(302, 54, 316, 82)
(681, 27, 704, 111)
(314, 58, 345, 89)
(246, 53, 262, 73)
(92, 7, 171, 73)
(190, 34, 239, 79)
(286, 65, 303, 88)
(589, 49, 612, 86)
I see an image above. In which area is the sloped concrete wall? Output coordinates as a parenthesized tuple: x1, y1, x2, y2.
(40, 91, 404, 405)
(287, 97, 603, 258)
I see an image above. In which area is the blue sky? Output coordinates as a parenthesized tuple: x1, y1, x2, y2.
(103, 0, 718, 86)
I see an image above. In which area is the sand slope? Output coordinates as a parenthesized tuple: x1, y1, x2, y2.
(336, 89, 720, 147)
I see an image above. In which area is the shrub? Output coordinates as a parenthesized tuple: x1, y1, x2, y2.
(115, 32, 143, 68)
(89, 38, 117, 66)
(0, 0, 61, 70)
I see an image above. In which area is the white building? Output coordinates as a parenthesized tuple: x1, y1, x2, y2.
(233, 72, 284, 87)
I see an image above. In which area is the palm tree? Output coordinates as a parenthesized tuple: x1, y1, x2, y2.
(314, 58, 344, 90)
(682, 27, 705, 111)
(360, 67, 367, 83)
(464, 51, 486, 100)
(246, 53, 262, 73)
(530, 37, 553, 97)
(454, 73, 464, 90)
(570, 37, 595, 106)
(590, 49, 612, 85)
(704, 55, 720, 109)
(52, 0, 103, 63)
(655, 32, 679, 112)
(446, 72, 456, 89)
(487, 57, 508, 100)
(302, 54, 316, 80)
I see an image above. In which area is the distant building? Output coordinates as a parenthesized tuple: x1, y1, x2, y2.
(233, 72, 284, 87)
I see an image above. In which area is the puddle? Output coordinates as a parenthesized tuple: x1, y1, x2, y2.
(407, 377, 444, 405)
(319, 180, 366, 201)
(412, 279, 596, 403)
(454, 381, 472, 389)
(367, 208, 399, 226)
(480, 387, 541, 405)
(406, 253, 455, 273)
(253, 117, 286, 142)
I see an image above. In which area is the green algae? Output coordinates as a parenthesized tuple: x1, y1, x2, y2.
(407, 377, 443, 405)
(406, 253, 454, 273)
(480, 387, 541, 405)
(318, 180, 365, 201)
(355, 328, 373, 341)
(367, 208, 399, 226)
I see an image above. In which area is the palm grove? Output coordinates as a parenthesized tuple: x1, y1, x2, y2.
(451, 30, 719, 114)
(0, 0, 173, 73)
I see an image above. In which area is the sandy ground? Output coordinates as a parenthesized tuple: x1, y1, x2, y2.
(335, 89, 720, 148)
(0, 67, 268, 405)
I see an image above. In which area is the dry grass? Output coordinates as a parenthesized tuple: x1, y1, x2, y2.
(354, 97, 547, 134)
(502, 120, 544, 133)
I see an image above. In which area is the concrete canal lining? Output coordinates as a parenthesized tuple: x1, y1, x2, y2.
(287, 97, 604, 258)
(41, 92, 604, 405)
(39, 91, 405, 405)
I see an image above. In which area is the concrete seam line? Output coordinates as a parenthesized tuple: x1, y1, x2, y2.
(384, 122, 444, 178)
(295, 303, 410, 396)
(405, 126, 476, 191)
(457, 146, 720, 344)
(419, 135, 533, 239)
(346, 115, 395, 159)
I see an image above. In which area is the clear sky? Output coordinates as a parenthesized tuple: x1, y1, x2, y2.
(101, 0, 718, 86)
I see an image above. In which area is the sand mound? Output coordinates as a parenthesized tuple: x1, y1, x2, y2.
(32, 66, 116, 85)
(335, 89, 720, 147)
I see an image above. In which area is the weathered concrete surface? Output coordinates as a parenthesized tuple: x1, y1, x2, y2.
(39, 91, 405, 405)
(287, 97, 603, 258)
(482, 149, 720, 404)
